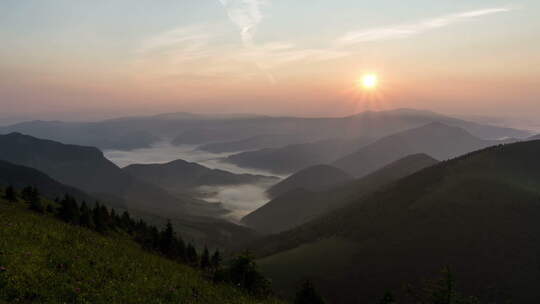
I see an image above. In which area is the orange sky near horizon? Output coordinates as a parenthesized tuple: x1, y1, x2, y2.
(1, 1, 539, 122)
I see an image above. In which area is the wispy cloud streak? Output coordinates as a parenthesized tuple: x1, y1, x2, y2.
(337, 7, 513, 45)
(137, 25, 213, 63)
(219, 0, 267, 47)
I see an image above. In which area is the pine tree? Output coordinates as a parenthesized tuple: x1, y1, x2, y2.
(58, 195, 80, 224)
(21, 186, 33, 202)
(159, 221, 175, 257)
(378, 291, 396, 304)
(121, 211, 133, 232)
(294, 280, 325, 304)
(150, 226, 160, 250)
(211, 249, 222, 269)
(426, 267, 456, 304)
(92, 202, 108, 233)
(79, 201, 95, 229)
(176, 235, 186, 262)
(110, 208, 119, 229)
(99, 205, 111, 227)
(186, 243, 198, 266)
(200, 246, 211, 269)
(405, 267, 481, 304)
(28, 187, 44, 213)
(4, 186, 17, 202)
(46, 204, 55, 213)
(228, 252, 272, 297)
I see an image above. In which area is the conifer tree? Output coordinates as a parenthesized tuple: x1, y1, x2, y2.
(186, 243, 198, 266)
(405, 267, 480, 304)
(149, 225, 161, 250)
(378, 291, 396, 304)
(110, 208, 119, 229)
(160, 221, 175, 256)
(58, 195, 80, 224)
(200, 246, 211, 269)
(92, 202, 108, 233)
(228, 252, 272, 297)
(79, 201, 94, 229)
(121, 211, 133, 232)
(294, 280, 326, 304)
(4, 185, 17, 202)
(28, 187, 44, 213)
(99, 205, 111, 227)
(211, 249, 222, 269)
(176, 235, 187, 262)
(46, 204, 55, 213)
(21, 186, 33, 202)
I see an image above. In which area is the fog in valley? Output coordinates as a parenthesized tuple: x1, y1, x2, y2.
(104, 142, 283, 220)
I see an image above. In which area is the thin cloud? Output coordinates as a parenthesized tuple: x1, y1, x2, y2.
(219, 0, 267, 47)
(243, 43, 348, 68)
(139, 25, 211, 53)
(337, 7, 514, 46)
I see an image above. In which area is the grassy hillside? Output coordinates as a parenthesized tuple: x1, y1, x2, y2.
(248, 140, 540, 303)
(0, 197, 283, 304)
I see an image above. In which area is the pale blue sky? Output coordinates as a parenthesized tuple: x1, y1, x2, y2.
(1, 0, 539, 122)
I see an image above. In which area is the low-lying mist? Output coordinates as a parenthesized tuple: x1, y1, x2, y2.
(104, 142, 283, 177)
(104, 142, 283, 221)
(197, 184, 273, 222)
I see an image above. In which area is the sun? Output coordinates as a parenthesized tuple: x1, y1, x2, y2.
(360, 74, 378, 90)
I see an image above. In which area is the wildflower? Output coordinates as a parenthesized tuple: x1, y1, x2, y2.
(0, 266, 6, 272)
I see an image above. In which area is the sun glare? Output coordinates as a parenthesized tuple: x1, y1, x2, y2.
(360, 74, 378, 90)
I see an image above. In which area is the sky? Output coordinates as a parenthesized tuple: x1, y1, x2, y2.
(1, 0, 539, 123)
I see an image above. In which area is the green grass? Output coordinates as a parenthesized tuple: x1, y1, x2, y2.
(0, 198, 283, 304)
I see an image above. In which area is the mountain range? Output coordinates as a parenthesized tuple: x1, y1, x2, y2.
(242, 154, 437, 234)
(226, 122, 513, 176)
(332, 122, 515, 177)
(198, 134, 316, 153)
(247, 140, 540, 303)
(225, 137, 375, 174)
(0, 109, 530, 151)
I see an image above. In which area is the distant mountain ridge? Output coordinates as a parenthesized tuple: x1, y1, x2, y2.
(0, 109, 530, 150)
(225, 137, 376, 174)
(242, 154, 437, 234)
(333, 122, 515, 177)
(198, 134, 315, 153)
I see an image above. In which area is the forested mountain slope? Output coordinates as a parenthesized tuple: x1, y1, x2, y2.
(243, 154, 437, 234)
(250, 140, 540, 303)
